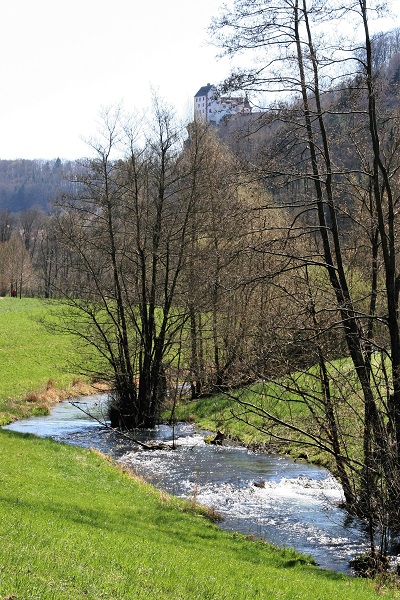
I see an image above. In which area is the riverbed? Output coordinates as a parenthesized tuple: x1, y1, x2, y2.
(4, 394, 369, 573)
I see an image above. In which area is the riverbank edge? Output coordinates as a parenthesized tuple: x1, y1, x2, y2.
(4, 389, 400, 593)
(0, 379, 110, 426)
(167, 397, 331, 469)
(2, 429, 395, 599)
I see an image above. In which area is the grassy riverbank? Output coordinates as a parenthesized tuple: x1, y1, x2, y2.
(0, 297, 93, 425)
(170, 375, 360, 468)
(170, 385, 319, 459)
(1, 429, 398, 600)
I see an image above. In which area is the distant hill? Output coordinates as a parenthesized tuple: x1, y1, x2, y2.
(0, 158, 78, 213)
(214, 27, 400, 169)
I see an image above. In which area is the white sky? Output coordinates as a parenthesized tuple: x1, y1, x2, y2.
(1, 0, 399, 160)
(0, 0, 233, 160)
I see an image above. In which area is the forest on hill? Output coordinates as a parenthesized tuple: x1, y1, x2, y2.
(1, 26, 399, 215)
(0, 158, 80, 213)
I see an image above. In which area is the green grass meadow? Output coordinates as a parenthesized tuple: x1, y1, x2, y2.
(1, 298, 400, 598)
(0, 297, 86, 424)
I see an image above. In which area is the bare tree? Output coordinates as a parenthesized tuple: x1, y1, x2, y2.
(0, 210, 14, 243)
(0, 233, 36, 297)
(54, 103, 209, 428)
(180, 121, 294, 396)
(211, 0, 400, 558)
(18, 207, 44, 258)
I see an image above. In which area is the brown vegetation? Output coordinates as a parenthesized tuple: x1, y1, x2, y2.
(5, 379, 110, 424)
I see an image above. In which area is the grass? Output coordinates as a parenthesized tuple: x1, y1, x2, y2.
(168, 363, 369, 467)
(0, 297, 93, 425)
(1, 428, 398, 600)
(170, 381, 312, 449)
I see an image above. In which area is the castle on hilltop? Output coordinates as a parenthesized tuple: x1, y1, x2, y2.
(194, 83, 251, 125)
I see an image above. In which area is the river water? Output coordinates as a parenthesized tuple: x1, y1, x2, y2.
(4, 394, 369, 573)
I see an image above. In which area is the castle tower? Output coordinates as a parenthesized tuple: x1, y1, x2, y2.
(194, 84, 252, 124)
(194, 83, 215, 122)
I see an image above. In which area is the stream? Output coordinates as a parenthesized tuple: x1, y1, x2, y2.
(3, 394, 370, 574)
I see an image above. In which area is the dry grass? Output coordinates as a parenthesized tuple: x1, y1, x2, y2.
(1, 379, 111, 426)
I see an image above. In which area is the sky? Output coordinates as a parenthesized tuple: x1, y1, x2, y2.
(1, 0, 399, 161)
(0, 0, 233, 160)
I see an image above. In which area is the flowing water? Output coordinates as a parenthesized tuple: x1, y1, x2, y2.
(4, 394, 370, 573)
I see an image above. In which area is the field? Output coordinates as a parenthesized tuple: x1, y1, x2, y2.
(0, 297, 93, 424)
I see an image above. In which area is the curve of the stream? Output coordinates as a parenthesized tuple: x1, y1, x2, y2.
(4, 394, 369, 573)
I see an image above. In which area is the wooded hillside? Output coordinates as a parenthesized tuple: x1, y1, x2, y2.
(0, 158, 78, 212)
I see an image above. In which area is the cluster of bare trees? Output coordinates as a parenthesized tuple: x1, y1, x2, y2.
(44, 102, 293, 430)
(0, 207, 69, 298)
(209, 0, 400, 560)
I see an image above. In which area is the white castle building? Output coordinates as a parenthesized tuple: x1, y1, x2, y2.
(194, 83, 251, 125)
